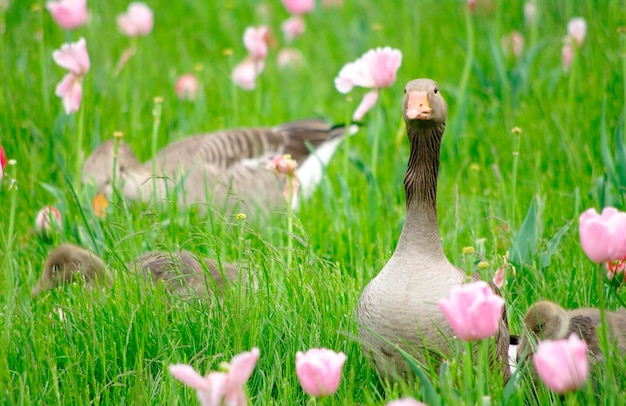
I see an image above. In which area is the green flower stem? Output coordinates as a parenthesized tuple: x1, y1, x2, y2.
(286, 175, 294, 268)
(151, 97, 163, 202)
(463, 340, 475, 403)
(510, 127, 522, 223)
(75, 101, 85, 193)
(2, 161, 18, 355)
(595, 263, 614, 392)
(370, 92, 382, 178)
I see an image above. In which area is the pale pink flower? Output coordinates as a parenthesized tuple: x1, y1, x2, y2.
(295, 348, 347, 397)
(46, 0, 87, 29)
(277, 47, 304, 69)
(523, 1, 536, 25)
(35, 206, 62, 240)
(561, 42, 574, 72)
(268, 155, 298, 176)
(567, 17, 587, 47)
(438, 281, 505, 341)
(175, 73, 199, 101)
(533, 334, 588, 393)
(231, 58, 265, 90)
(352, 90, 379, 121)
(53, 37, 90, 75)
(467, 0, 476, 12)
(578, 207, 626, 263)
(281, 15, 305, 42)
(492, 266, 505, 289)
(55, 73, 83, 114)
(169, 347, 260, 406)
(282, 0, 315, 15)
(334, 47, 402, 120)
(501, 31, 524, 59)
(243, 26, 269, 60)
(117, 2, 153, 37)
(386, 399, 427, 406)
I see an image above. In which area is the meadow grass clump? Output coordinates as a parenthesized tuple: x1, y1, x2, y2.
(1, 0, 626, 404)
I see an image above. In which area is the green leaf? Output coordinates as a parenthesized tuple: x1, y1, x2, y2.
(398, 348, 442, 406)
(509, 196, 544, 267)
(613, 111, 626, 195)
(600, 98, 616, 183)
(540, 221, 571, 269)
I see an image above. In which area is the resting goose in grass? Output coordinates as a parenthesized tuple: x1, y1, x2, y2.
(519, 300, 626, 360)
(32, 243, 238, 298)
(82, 119, 357, 214)
(356, 79, 510, 380)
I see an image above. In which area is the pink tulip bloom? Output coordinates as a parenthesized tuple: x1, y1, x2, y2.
(295, 348, 347, 397)
(243, 26, 269, 60)
(282, 0, 315, 15)
(116, 2, 153, 37)
(386, 399, 427, 406)
(53, 37, 90, 76)
(231, 58, 265, 91)
(0, 145, 7, 171)
(55, 73, 83, 114)
(492, 266, 505, 289)
(467, 0, 476, 12)
(561, 42, 573, 72)
(579, 207, 626, 263)
(567, 17, 587, 47)
(268, 155, 298, 176)
(169, 347, 260, 406)
(438, 281, 505, 341)
(334, 47, 402, 120)
(35, 206, 62, 240)
(501, 31, 524, 59)
(46, 0, 87, 29)
(533, 334, 589, 393)
(175, 73, 199, 101)
(281, 15, 305, 42)
(277, 47, 304, 70)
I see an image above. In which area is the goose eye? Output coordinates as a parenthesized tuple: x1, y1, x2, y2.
(403, 88, 407, 94)
(433, 86, 439, 94)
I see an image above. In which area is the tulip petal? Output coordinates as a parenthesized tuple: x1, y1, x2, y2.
(168, 364, 211, 391)
(352, 90, 379, 121)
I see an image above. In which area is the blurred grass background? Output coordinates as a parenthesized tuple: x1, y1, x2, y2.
(1, 0, 626, 404)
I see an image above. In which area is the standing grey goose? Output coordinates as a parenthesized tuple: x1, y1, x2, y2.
(82, 119, 357, 214)
(32, 243, 239, 298)
(518, 300, 626, 360)
(356, 79, 510, 380)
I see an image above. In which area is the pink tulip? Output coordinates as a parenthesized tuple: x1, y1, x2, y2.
(0, 145, 7, 171)
(561, 42, 573, 72)
(53, 37, 90, 76)
(467, 0, 476, 12)
(438, 281, 505, 341)
(46, 0, 87, 29)
(268, 155, 298, 176)
(567, 17, 587, 47)
(533, 334, 588, 393)
(175, 73, 199, 101)
(579, 207, 626, 263)
(282, 0, 315, 15)
(55, 73, 83, 114)
(169, 347, 260, 406)
(334, 47, 402, 120)
(116, 2, 153, 37)
(492, 266, 505, 289)
(296, 348, 347, 397)
(277, 47, 304, 69)
(243, 26, 269, 60)
(231, 58, 265, 90)
(386, 399, 427, 406)
(501, 31, 524, 59)
(35, 206, 62, 240)
(281, 15, 305, 42)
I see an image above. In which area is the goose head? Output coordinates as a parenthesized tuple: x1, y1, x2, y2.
(519, 301, 570, 359)
(32, 243, 110, 296)
(403, 78, 447, 130)
(82, 140, 143, 195)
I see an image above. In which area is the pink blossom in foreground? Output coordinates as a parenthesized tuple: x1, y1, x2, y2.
(53, 37, 90, 114)
(282, 0, 314, 15)
(231, 58, 265, 91)
(35, 206, 62, 240)
(533, 335, 588, 393)
(567, 17, 587, 47)
(281, 15, 305, 42)
(243, 26, 269, 59)
(175, 73, 199, 101)
(295, 348, 347, 397)
(578, 207, 626, 263)
(386, 398, 427, 406)
(117, 2, 153, 37)
(46, 0, 87, 29)
(169, 347, 260, 406)
(438, 281, 505, 341)
(334, 47, 402, 120)
(277, 47, 304, 70)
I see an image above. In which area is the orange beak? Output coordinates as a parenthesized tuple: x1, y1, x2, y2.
(406, 91, 432, 120)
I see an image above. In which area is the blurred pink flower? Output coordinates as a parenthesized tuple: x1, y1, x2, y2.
(438, 281, 505, 341)
(523, 1, 536, 25)
(117, 2, 153, 37)
(281, 15, 305, 42)
(386, 399, 427, 406)
(467, 0, 476, 12)
(169, 347, 260, 406)
(501, 31, 524, 58)
(35, 206, 62, 240)
(175, 73, 199, 101)
(335, 47, 402, 120)
(533, 334, 588, 393)
(46, 0, 87, 29)
(282, 0, 315, 15)
(243, 26, 269, 60)
(268, 155, 298, 176)
(53, 37, 89, 114)
(567, 17, 587, 47)
(492, 266, 505, 288)
(606, 258, 626, 282)
(578, 207, 626, 263)
(53, 37, 90, 75)
(561, 42, 573, 72)
(277, 47, 304, 69)
(295, 348, 347, 397)
(0, 145, 7, 171)
(231, 58, 265, 90)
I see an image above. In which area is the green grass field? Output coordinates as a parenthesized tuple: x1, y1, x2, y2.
(2, 0, 626, 404)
